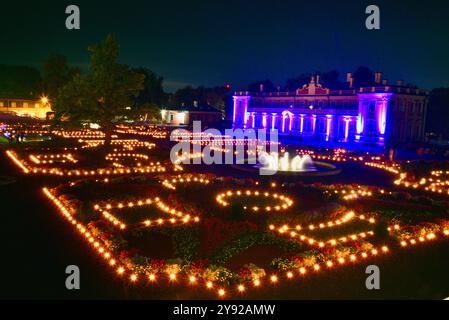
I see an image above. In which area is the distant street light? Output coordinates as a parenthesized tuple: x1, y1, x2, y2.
(41, 96, 49, 105)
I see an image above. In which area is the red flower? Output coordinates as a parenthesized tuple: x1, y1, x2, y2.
(202, 218, 257, 254)
(190, 259, 209, 274)
(149, 259, 167, 272)
(290, 255, 304, 264)
(119, 248, 139, 260)
(237, 267, 252, 280)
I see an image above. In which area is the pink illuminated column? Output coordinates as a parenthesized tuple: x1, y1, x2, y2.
(299, 115, 304, 133)
(325, 114, 332, 141)
(282, 114, 286, 132)
(356, 114, 363, 134)
(312, 115, 317, 133)
(344, 117, 351, 141)
(232, 96, 238, 123)
(377, 99, 388, 135)
(271, 113, 277, 130)
(244, 112, 250, 127)
(282, 111, 293, 132)
(356, 93, 393, 140)
(262, 113, 267, 128)
(232, 96, 250, 127)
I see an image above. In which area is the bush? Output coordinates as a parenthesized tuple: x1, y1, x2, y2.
(211, 232, 304, 264)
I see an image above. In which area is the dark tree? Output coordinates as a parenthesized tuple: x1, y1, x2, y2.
(427, 88, 449, 139)
(204, 86, 230, 112)
(284, 73, 312, 91)
(133, 67, 167, 106)
(247, 79, 275, 93)
(352, 66, 375, 87)
(318, 70, 344, 89)
(172, 85, 230, 112)
(172, 85, 199, 106)
(53, 34, 144, 147)
(0, 65, 41, 98)
(130, 68, 167, 121)
(42, 54, 80, 101)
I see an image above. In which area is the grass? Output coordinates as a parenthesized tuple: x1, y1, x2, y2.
(0, 136, 9, 146)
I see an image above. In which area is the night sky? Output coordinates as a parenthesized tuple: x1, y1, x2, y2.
(1, 0, 449, 91)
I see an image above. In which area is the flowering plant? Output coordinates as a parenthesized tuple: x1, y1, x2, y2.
(148, 259, 167, 273)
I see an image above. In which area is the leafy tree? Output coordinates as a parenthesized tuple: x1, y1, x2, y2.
(42, 54, 80, 101)
(427, 88, 449, 139)
(53, 34, 144, 146)
(285, 73, 312, 91)
(129, 68, 167, 121)
(318, 70, 344, 89)
(284, 70, 344, 91)
(172, 85, 230, 112)
(247, 79, 275, 93)
(133, 67, 167, 106)
(204, 86, 230, 112)
(172, 85, 199, 106)
(352, 66, 375, 87)
(130, 102, 161, 122)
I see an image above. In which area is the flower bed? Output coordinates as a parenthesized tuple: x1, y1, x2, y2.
(42, 171, 449, 298)
(6, 128, 449, 298)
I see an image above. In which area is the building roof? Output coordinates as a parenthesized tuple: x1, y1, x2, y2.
(234, 77, 428, 98)
(165, 103, 221, 113)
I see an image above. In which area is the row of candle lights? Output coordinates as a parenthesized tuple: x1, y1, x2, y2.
(53, 129, 114, 139)
(216, 190, 293, 212)
(94, 197, 200, 229)
(269, 212, 376, 247)
(161, 175, 210, 190)
(6, 150, 166, 176)
(29, 153, 77, 164)
(115, 125, 168, 139)
(79, 139, 156, 151)
(43, 178, 449, 298)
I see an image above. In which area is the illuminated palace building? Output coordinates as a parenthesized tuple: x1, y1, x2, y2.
(232, 73, 428, 146)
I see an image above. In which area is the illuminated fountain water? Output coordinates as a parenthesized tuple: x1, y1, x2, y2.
(259, 152, 316, 173)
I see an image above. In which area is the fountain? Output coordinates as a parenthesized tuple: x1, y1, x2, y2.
(259, 152, 316, 173)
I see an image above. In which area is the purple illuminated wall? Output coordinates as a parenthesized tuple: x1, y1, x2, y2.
(356, 93, 393, 144)
(232, 92, 395, 146)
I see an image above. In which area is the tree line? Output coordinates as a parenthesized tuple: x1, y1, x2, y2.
(0, 34, 448, 139)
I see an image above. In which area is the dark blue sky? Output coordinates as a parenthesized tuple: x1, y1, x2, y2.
(1, 0, 449, 91)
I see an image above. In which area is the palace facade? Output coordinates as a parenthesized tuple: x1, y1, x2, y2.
(232, 74, 428, 146)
